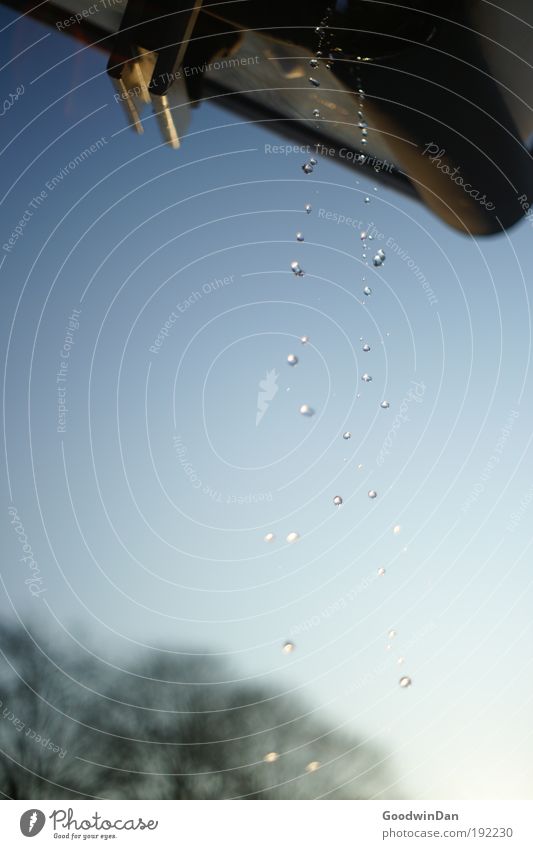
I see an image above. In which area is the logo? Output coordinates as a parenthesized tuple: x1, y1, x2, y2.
(256, 369, 279, 426)
(20, 810, 46, 837)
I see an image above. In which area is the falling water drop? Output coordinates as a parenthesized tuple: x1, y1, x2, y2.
(388, 629, 397, 639)
(373, 255, 383, 267)
(309, 58, 319, 68)
(333, 495, 343, 506)
(291, 261, 305, 276)
(296, 232, 305, 241)
(286, 531, 300, 544)
(306, 761, 321, 773)
(362, 343, 371, 352)
(342, 431, 351, 440)
(363, 285, 372, 296)
(364, 196, 371, 204)
(399, 676, 412, 689)
(380, 401, 390, 409)
(309, 77, 320, 87)
(282, 641, 295, 654)
(393, 524, 401, 535)
(264, 752, 279, 763)
(300, 335, 310, 344)
(368, 490, 377, 499)
(305, 203, 312, 214)
(361, 373, 372, 382)
(377, 567, 386, 576)
(264, 532, 275, 543)
(312, 109, 321, 119)
(299, 404, 314, 417)
(287, 354, 298, 366)
(302, 161, 314, 174)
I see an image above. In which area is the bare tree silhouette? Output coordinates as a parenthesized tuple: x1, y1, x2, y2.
(0, 623, 392, 799)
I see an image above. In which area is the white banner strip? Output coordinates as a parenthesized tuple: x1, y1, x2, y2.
(2, 800, 533, 848)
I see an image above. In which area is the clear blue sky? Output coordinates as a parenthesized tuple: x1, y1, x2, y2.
(1, 5, 532, 799)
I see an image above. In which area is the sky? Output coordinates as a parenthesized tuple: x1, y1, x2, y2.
(1, 4, 533, 800)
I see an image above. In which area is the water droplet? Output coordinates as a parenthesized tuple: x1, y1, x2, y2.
(291, 261, 305, 276)
(342, 431, 351, 440)
(358, 120, 368, 129)
(377, 248, 385, 258)
(361, 373, 372, 382)
(264, 532, 275, 543)
(309, 77, 320, 87)
(362, 343, 371, 352)
(299, 404, 314, 417)
(397, 656, 404, 665)
(358, 110, 364, 119)
(312, 109, 321, 119)
(380, 401, 390, 409)
(368, 490, 377, 499)
(393, 524, 401, 535)
(315, 26, 325, 35)
(305, 203, 312, 214)
(361, 128, 368, 137)
(357, 463, 363, 470)
(287, 354, 298, 366)
(333, 495, 343, 506)
(306, 761, 320, 772)
(364, 196, 370, 204)
(309, 58, 319, 68)
(310, 157, 317, 165)
(282, 641, 295, 654)
(363, 285, 372, 296)
(377, 567, 386, 576)
(360, 231, 367, 240)
(300, 335, 310, 344)
(264, 751, 279, 763)
(399, 676, 412, 689)
(302, 161, 314, 174)
(361, 138, 368, 145)
(296, 232, 304, 241)
(388, 629, 397, 639)
(286, 531, 300, 544)
(373, 254, 383, 267)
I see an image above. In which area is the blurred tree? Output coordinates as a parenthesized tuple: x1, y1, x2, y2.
(0, 623, 391, 799)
